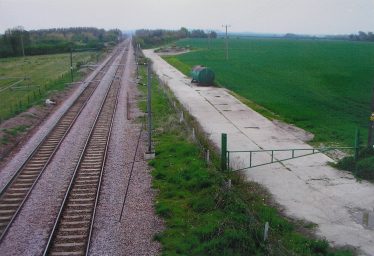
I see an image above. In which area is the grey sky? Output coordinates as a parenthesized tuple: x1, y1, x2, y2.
(0, 0, 373, 34)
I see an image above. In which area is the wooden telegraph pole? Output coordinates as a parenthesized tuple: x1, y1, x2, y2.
(222, 25, 231, 60)
(368, 87, 374, 147)
(70, 44, 73, 82)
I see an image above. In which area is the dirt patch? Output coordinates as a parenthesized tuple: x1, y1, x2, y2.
(272, 121, 349, 161)
(0, 82, 80, 169)
(156, 50, 190, 56)
(272, 119, 314, 142)
(155, 45, 190, 56)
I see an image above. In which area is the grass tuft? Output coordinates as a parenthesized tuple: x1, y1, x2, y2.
(335, 147, 374, 181)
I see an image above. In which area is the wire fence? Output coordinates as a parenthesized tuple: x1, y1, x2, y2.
(0, 71, 74, 124)
(0, 52, 103, 125)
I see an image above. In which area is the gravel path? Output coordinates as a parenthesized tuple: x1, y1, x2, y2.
(0, 43, 128, 255)
(89, 41, 163, 255)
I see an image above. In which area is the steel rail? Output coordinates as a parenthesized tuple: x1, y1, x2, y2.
(85, 72, 121, 256)
(0, 43, 123, 242)
(42, 47, 126, 256)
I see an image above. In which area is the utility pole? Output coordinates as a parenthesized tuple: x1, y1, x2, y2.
(136, 43, 140, 78)
(20, 28, 26, 84)
(70, 45, 73, 82)
(20, 31, 25, 57)
(207, 31, 211, 49)
(368, 87, 374, 147)
(222, 25, 231, 60)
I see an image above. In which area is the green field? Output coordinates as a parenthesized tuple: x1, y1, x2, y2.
(0, 52, 98, 121)
(166, 38, 374, 146)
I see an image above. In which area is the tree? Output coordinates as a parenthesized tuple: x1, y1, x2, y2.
(368, 32, 374, 42)
(358, 31, 368, 41)
(209, 31, 217, 39)
(3, 26, 30, 56)
(190, 29, 207, 38)
(179, 27, 189, 38)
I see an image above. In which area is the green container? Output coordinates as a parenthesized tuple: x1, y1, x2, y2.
(191, 65, 215, 85)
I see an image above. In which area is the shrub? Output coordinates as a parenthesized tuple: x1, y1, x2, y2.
(356, 157, 374, 180)
(335, 156, 355, 171)
(359, 147, 374, 158)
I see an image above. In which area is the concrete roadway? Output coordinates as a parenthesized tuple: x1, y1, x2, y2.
(144, 49, 374, 255)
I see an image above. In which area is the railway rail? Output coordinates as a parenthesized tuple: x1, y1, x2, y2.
(0, 42, 126, 241)
(42, 45, 127, 256)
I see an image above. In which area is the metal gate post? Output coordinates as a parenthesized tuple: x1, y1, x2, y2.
(147, 60, 152, 154)
(227, 151, 230, 171)
(221, 133, 227, 171)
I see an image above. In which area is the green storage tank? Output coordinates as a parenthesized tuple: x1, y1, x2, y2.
(191, 65, 215, 85)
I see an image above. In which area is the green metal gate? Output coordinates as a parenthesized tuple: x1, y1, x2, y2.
(220, 130, 361, 172)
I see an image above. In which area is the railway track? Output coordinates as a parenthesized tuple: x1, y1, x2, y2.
(42, 45, 127, 256)
(0, 43, 126, 241)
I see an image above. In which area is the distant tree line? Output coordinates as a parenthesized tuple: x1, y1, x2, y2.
(347, 31, 374, 42)
(134, 28, 217, 48)
(283, 31, 374, 42)
(0, 26, 123, 58)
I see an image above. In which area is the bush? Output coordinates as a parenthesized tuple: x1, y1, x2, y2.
(356, 157, 374, 180)
(309, 239, 329, 254)
(335, 156, 355, 171)
(336, 147, 374, 181)
(359, 147, 374, 158)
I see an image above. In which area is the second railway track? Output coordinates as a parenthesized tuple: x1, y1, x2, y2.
(42, 44, 128, 256)
(0, 42, 127, 242)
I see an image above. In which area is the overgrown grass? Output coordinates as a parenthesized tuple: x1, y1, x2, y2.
(0, 125, 29, 145)
(335, 147, 374, 181)
(164, 38, 374, 147)
(0, 51, 101, 121)
(137, 63, 353, 255)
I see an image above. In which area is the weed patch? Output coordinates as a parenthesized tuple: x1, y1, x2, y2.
(336, 147, 374, 181)
(0, 125, 29, 145)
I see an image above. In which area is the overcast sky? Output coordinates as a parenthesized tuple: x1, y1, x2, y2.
(0, 0, 373, 35)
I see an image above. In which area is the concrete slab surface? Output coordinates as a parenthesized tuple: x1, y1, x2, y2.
(144, 49, 374, 255)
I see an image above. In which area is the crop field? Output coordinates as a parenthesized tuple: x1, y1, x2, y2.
(0, 52, 97, 121)
(166, 38, 374, 146)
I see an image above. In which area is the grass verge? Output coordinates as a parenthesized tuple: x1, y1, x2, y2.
(136, 61, 353, 255)
(0, 125, 29, 145)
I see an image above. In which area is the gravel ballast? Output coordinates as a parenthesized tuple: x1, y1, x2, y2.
(89, 42, 163, 255)
(0, 53, 113, 190)
(0, 44, 128, 255)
